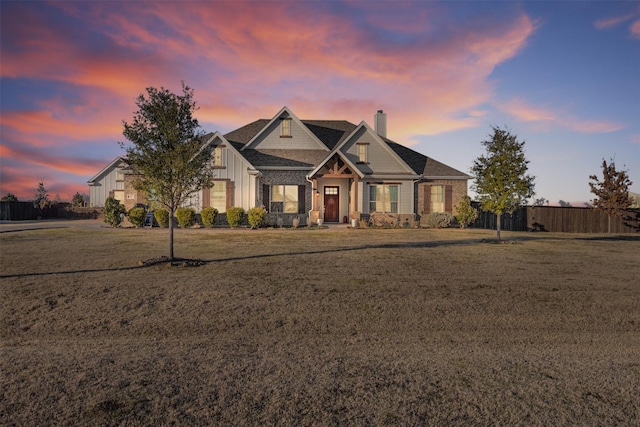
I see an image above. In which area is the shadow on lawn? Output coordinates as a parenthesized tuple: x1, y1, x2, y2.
(1, 233, 613, 279)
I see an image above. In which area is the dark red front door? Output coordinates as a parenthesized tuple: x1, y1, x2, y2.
(324, 186, 339, 222)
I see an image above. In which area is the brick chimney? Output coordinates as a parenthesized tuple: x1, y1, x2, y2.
(374, 110, 387, 138)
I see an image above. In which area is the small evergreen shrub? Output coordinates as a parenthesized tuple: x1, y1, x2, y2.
(227, 207, 245, 228)
(427, 212, 454, 228)
(128, 207, 146, 228)
(154, 209, 170, 228)
(176, 207, 196, 228)
(247, 206, 267, 229)
(103, 197, 126, 227)
(201, 207, 218, 228)
(455, 195, 478, 228)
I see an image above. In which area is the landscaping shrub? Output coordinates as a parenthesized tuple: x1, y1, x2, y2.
(201, 207, 218, 228)
(154, 209, 170, 228)
(247, 206, 267, 229)
(227, 207, 245, 228)
(176, 207, 196, 228)
(455, 195, 478, 228)
(128, 207, 146, 228)
(427, 212, 454, 228)
(103, 197, 126, 227)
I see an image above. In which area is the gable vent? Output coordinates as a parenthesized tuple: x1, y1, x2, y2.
(374, 110, 387, 138)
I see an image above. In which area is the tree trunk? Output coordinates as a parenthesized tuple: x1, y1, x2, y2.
(496, 213, 502, 240)
(169, 208, 175, 260)
(607, 215, 611, 234)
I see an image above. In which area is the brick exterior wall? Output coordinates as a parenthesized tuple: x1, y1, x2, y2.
(416, 179, 468, 217)
(123, 175, 147, 211)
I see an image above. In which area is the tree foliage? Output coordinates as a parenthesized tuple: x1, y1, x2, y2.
(71, 192, 86, 208)
(471, 126, 535, 240)
(34, 181, 50, 209)
(454, 195, 478, 228)
(1, 193, 19, 202)
(589, 159, 633, 233)
(120, 83, 214, 259)
(104, 197, 126, 227)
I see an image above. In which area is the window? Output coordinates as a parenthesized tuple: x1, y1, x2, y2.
(116, 171, 125, 181)
(357, 143, 368, 163)
(369, 184, 398, 213)
(113, 190, 125, 203)
(213, 146, 223, 167)
(210, 181, 227, 212)
(430, 185, 444, 213)
(281, 118, 291, 137)
(271, 185, 298, 213)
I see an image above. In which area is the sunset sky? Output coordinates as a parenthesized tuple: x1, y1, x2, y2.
(1, 1, 638, 205)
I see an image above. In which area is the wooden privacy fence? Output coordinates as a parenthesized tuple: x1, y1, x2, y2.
(0, 202, 101, 221)
(470, 203, 640, 234)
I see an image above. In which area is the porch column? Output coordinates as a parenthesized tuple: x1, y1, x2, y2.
(350, 176, 359, 214)
(311, 178, 318, 211)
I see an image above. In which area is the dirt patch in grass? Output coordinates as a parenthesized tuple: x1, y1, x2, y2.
(1, 227, 639, 425)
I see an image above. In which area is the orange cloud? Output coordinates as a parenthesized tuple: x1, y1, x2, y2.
(1, 143, 106, 176)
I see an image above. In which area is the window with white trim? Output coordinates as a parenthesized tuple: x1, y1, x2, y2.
(281, 118, 291, 137)
(210, 181, 227, 212)
(357, 143, 368, 163)
(271, 185, 298, 213)
(213, 146, 223, 167)
(369, 184, 398, 213)
(430, 185, 444, 213)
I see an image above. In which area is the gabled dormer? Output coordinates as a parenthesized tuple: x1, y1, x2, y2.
(240, 106, 330, 151)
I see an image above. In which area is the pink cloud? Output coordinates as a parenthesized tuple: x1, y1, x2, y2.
(631, 20, 640, 39)
(594, 12, 636, 30)
(499, 98, 623, 134)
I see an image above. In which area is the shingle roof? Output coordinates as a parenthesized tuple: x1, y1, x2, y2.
(385, 140, 469, 177)
(217, 116, 468, 178)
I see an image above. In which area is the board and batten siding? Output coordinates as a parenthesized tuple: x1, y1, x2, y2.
(88, 166, 125, 208)
(194, 145, 257, 212)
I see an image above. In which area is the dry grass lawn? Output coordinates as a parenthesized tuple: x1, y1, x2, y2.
(1, 225, 639, 426)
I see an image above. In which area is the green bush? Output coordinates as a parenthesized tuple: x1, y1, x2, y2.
(426, 212, 454, 228)
(226, 207, 245, 228)
(201, 207, 218, 228)
(103, 197, 126, 227)
(176, 207, 196, 228)
(128, 207, 147, 228)
(247, 206, 267, 229)
(154, 209, 170, 228)
(455, 195, 478, 228)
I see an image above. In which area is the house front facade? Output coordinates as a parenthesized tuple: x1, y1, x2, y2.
(90, 107, 470, 224)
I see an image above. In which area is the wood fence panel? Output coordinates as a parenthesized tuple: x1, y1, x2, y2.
(471, 203, 639, 234)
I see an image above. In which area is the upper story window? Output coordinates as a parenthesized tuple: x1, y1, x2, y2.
(213, 146, 223, 167)
(116, 170, 125, 181)
(281, 118, 292, 137)
(357, 143, 369, 163)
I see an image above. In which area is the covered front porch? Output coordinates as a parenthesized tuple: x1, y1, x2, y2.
(307, 155, 362, 224)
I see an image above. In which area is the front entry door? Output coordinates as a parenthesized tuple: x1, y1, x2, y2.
(324, 186, 339, 222)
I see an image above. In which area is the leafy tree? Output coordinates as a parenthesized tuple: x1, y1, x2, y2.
(454, 195, 478, 228)
(533, 197, 547, 206)
(558, 200, 572, 207)
(471, 126, 535, 240)
(34, 181, 50, 209)
(71, 192, 86, 208)
(589, 159, 633, 234)
(103, 197, 126, 227)
(1, 193, 19, 202)
(120, 83, 214, 259)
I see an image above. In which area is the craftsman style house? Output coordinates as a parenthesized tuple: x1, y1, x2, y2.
(89, 107, 470, 225)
